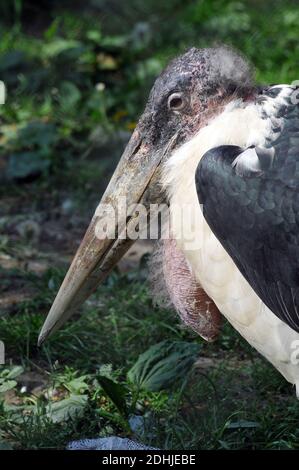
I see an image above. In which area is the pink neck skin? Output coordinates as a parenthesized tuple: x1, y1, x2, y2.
(162, 238, 221, 341)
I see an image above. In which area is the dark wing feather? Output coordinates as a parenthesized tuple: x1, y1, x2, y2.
(196, 97, 299, 332)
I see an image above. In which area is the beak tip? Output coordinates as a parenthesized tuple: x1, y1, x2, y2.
(37, 329, 47, 347)
(38, 317, 56, 346)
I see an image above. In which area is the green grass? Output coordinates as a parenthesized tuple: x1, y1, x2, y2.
(1, 266, 299, 450)
(1, 0, 299, 451)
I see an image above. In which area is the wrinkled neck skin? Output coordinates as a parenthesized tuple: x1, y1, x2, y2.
(161, 238, 222, 341)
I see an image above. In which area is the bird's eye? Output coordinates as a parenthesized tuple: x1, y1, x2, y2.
(167, 93, 185, 111)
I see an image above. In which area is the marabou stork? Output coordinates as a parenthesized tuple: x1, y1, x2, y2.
(39, 46, 299, 395)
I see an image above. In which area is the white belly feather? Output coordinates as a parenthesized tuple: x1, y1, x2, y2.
(162, 98, 299, 391)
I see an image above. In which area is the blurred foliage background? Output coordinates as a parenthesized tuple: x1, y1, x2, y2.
(0, 0, 299, 451)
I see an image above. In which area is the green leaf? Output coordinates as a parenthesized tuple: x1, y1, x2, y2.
(59, 82, 82, 111)
(5, 366, 24, 380)
(86, 30, 102, 43)
(44, 17, 61, 40)
(46, 394, 88, 423)
(0, 380, 17, 393)
(127, 340, 201, 392)
(97, 375, 128, 417)
(65, 376, 89, 395)
(101, 35, 128, 48)
(43, 39, 83, 58)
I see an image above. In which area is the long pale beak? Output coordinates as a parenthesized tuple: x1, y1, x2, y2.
(38, 120, 174, 346)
